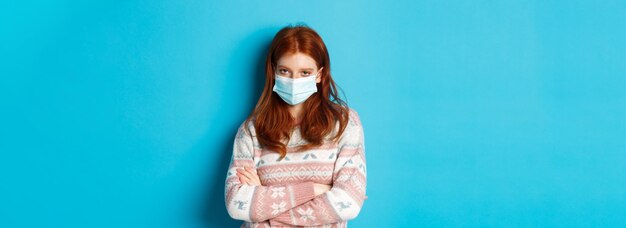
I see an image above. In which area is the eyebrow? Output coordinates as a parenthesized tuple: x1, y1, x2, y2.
(277, 65, 315, 71)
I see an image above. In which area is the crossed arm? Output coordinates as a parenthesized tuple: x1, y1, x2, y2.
(225, 110, 367, 226)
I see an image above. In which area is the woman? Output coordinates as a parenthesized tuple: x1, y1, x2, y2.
(225, 24, 367, 228)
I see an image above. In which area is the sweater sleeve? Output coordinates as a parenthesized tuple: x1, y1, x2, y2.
(268, 109, 368, 226)
(225, 122, 317, 223)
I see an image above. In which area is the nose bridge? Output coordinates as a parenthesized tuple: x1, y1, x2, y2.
(291, 69, 302, 79)
(292, 68, 317, 79)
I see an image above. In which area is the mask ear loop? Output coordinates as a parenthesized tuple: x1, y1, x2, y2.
(316, 67, 324, 82)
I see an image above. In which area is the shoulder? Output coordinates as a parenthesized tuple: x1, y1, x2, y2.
(347, 107, 362, 128)
(336, 107, 364, 145)
(236, 116, 257, 139)
(339, 107, 363, 138)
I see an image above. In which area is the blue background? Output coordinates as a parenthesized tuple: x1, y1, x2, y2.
(1, 0, 625, 227)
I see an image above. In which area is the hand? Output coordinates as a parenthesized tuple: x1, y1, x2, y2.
(236, 166, 262, 186)
(313, 183, 332, 196)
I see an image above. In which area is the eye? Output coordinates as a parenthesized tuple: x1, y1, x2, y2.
(278, 69, 289, 74)
(302, 71, 311, 76)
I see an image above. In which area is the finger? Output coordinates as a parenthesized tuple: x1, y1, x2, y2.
(251, 172, 261, 182)
(245, 166, 257, 173)
(240, 169, 256, 180)
(242, 168, 260, 185)
(245, 168, 258, 180)
(246, 167, 260, 178)
(241, 175, 255, 185)
(236, 171, 249, 180)
(240, 167, 260, 184)
(252, 175, 262, 185)
(238, 175, 250, 184)
(249, 173, 261, 185)
(237, 168, 252, 179)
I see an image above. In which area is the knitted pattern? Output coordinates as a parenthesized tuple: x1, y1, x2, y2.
(225, 108, 367, 228)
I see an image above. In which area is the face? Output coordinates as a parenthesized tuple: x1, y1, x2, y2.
(275, 52, 323, 83)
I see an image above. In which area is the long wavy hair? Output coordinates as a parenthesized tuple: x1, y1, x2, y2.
(243, 24, 350, 161)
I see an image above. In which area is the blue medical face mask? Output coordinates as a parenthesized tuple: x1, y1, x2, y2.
(272, 73, 319, 105)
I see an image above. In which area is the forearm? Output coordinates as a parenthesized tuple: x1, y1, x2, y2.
(226, 180, 317, 222)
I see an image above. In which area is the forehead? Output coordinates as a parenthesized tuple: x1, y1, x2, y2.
(276, 52, 317, 70)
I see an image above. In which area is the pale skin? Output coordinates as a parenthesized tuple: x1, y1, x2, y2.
(237, 52, 332, 196)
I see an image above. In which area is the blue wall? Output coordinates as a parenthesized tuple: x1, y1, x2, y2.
(2, 1, 625, 227)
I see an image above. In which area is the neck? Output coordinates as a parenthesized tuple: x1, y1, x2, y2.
(287, 103, 304, 125)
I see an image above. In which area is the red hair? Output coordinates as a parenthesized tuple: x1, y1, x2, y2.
(243, 24, 350, 160)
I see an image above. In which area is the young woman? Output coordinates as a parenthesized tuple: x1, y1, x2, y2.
(224, 24, 367, 228)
